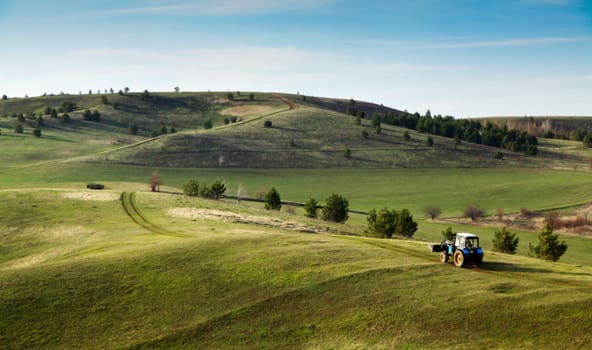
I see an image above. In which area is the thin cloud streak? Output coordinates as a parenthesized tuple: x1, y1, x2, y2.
(350, 36, 591, 50)
(425, 36, 591, 49)
(92, 0, 336, 16)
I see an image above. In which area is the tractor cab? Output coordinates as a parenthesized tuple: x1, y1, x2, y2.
(455, 233, 480, 250)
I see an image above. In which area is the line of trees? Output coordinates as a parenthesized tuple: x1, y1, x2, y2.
(366, 207, 418, 238)
(375, 110, 538, 155)
(183, 179, 227, 199)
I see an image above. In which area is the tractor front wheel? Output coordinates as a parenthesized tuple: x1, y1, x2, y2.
(440, 252, 449, 263)
(453, 250, 465, 267)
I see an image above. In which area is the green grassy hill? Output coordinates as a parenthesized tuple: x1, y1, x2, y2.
(1, 188, 590, 349)
(3, 91, 592, 170)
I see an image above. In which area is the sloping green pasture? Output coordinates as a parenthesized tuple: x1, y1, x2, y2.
(1, 189, 591, 349)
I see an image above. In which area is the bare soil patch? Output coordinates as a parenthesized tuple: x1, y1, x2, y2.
(62, 191, 119, 201)
(168, 208, 325, 233)
(220, 105, 274, 117)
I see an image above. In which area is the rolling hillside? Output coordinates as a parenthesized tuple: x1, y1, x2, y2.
(1, 188, 590, 349)
(2, 92, 592, 349)
(3, 91, 592, 170)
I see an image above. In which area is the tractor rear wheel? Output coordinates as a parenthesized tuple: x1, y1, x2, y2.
(440, 252, 449, 263)
(453, 250, 465, 267)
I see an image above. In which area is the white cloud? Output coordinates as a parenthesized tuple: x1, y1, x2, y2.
(93, 0, 336, 16)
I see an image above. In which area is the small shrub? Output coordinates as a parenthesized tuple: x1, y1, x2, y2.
(344, 148, 352, 159)
(423, 205, 441, 220)
(33, 128, 42, 138)
(14, 123, 23, 134)
(128, 123, 139, 135)
(442, 227, 455, 241)
(210, 180, 226, 199)
(264, 187, 281, 210)
(285, 206, 296, 215)
(464, 204, 484, 221)
(495, 151, 504, 160)
(520, 208, 535, 218)
(198, 182, 213, 199)
(544, 211, 560, 229)
(496, 207, 504, 221)
(426, 136, 434, 147)
(202, 120, 213, 129)
(322, 193, 349, 223)
(183, 179, 199, 197)
(404, 131, 410, 141)
(86, 183, 105, 190)
(361, 130, 369, 139)
(255, 190, 266, 201)
(492, 227, 519, 254)
(264, 120, 272, 128)
(304, 198, 319, 218)
(149, 170, 162, 192)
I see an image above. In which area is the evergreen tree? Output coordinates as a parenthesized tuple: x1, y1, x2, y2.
(264, 187, 282, 210)
(529, 224, 567, 261)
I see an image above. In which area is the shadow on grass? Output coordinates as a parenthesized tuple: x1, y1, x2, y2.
(481, 261, 592, 277)
(480, 261, 552, 274)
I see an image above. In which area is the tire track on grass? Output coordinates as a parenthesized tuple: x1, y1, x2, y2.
(120, 191, 177, 236)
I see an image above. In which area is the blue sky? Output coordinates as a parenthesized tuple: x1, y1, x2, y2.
(0, 0, 591, 116)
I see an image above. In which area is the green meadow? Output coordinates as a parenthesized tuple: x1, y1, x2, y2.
(1, 92, 592, 349)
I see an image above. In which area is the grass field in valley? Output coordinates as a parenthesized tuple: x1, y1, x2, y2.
(1, 188, 591, 349)
(2, 163, 592, 266)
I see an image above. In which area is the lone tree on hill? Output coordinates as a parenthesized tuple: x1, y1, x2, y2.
(264, 187, 282, 210)
(529, 223, 567, 261)
(149, 170, 162, 192)
(2, 94, 7, 100)
(423, 205, 441, 220)
(492, 227, 519, 254)
(322, 193, 349, 223)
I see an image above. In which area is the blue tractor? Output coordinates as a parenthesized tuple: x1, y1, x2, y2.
(430, 232, 483, 267)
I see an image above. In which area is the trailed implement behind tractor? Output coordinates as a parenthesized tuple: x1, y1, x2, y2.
(430, 233, 483, 268)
